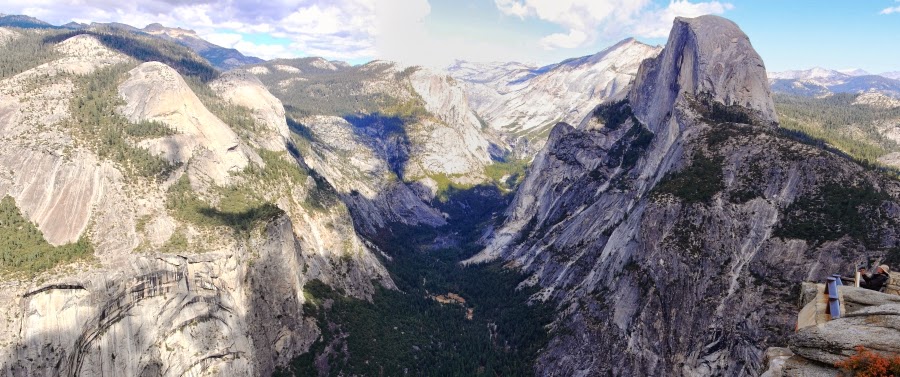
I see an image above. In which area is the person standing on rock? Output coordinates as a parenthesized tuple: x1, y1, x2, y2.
(859, 265, 891, 291)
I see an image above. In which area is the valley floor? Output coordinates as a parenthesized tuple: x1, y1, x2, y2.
(275, 186, 554, 376)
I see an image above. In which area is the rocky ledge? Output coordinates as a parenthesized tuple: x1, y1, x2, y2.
(763, 284, 900, 376)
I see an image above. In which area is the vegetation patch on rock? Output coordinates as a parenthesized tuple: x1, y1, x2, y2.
(652, 152, 725, 203)
(0, 196, 93, 276)
(166, 175, 284, 236)
(774, 181, 892, 247)
(66, 64, 179, 181)
(593, 99, 636, 131)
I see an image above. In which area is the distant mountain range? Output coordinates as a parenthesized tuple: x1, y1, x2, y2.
(0, 13, 262, 70)
(769, 66, 900, 98)
(448, 38, 661, 155)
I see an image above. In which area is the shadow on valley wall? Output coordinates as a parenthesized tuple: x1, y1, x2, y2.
(0, 213, 362, 377)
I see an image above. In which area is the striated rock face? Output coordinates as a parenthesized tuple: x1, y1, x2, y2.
(118, 62, 250, 185)
(295, 115, 446, 233)
(467, 15, 900, 376)
(0, 34, 132, 246)
(788, 287, 900, 371)
(0, 215, 380, 377)
(630, 15, 777, 128)
(0, 32, 394, 376)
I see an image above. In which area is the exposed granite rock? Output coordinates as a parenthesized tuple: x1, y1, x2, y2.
(118, 62, 251, 185)
(0, 215, 333, 377)
(247, 59, 507, 234)
(251, 59, 504, 185)
(467, 15, 900, 376)
(295, 115, 446, 233)
(209, 70, 291, 151)
(449, 39, 662, 156)
(760, 347, 794, 377)
(0, 33, 395, 376)
(791, 302, 900, 366)
(407, 69, 493, 180)
(780, 356, 836, 377)
(761, 287, 900, 376)
(630, 15, 777, 128)
(0, 34, 132, 246)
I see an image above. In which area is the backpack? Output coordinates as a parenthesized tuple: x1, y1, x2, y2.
(884, 272, 900, 295)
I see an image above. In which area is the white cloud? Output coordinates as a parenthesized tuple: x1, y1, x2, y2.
(539, 29, 588, 49)
(202, 32, 244, 48)
(881, 6, 900, 14)
(0, 0, 736, 66)
(494, 0, 733, 49)
(0, 0, 379, 61)
(199, 32, 292, 60)
(632, 0, 735, 38)
(375, 0, 431, 63)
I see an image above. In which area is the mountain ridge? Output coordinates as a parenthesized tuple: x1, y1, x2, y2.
(0, 14, 263, 71)
(465, 14, 900, 376)
(769, 66, 900, 99)
(449, 37, 662, 157)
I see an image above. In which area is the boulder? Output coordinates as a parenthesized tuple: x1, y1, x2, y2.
(790, 303, 900, 366)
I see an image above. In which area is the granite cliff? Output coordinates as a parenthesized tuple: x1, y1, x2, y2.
(0, 28, 392, 376)
(467, 15, 900, 376)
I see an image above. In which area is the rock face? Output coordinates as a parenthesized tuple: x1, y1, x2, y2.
(293, 115, 447, 233)
(1, 213, 393, 377)
(0, 32, 394, 376)
(759, 286, 900, 376)
(247, 59, 503, 234)
(449, 38, 661, 155)
(209, 70, 291, 151)
(792, 303, 900, 366)
(406, 69, 494, 178)
(630, 16, 777, 128)
(0, 34, 132, 246)
(119, 61, 250, 185)
(467, 15, 900, 376)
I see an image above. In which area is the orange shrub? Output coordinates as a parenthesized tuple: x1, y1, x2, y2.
(835, 346, 900, 377)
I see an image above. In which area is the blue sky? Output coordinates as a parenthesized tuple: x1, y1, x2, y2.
(722, 0, 900, 73)
(1, 0, 898, 72)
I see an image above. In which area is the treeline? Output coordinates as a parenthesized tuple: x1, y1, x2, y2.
(0, 26, 219, 82)
(254, 60, 426, 119)
(165, 175, 283, 237)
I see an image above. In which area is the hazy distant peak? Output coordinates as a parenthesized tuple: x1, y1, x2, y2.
(838, 68, 870, 76)
(143, 23, 199, 38)
(769, 67, 848, 81)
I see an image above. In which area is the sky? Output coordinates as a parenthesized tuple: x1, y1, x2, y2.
(1, 0, 898, 73)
